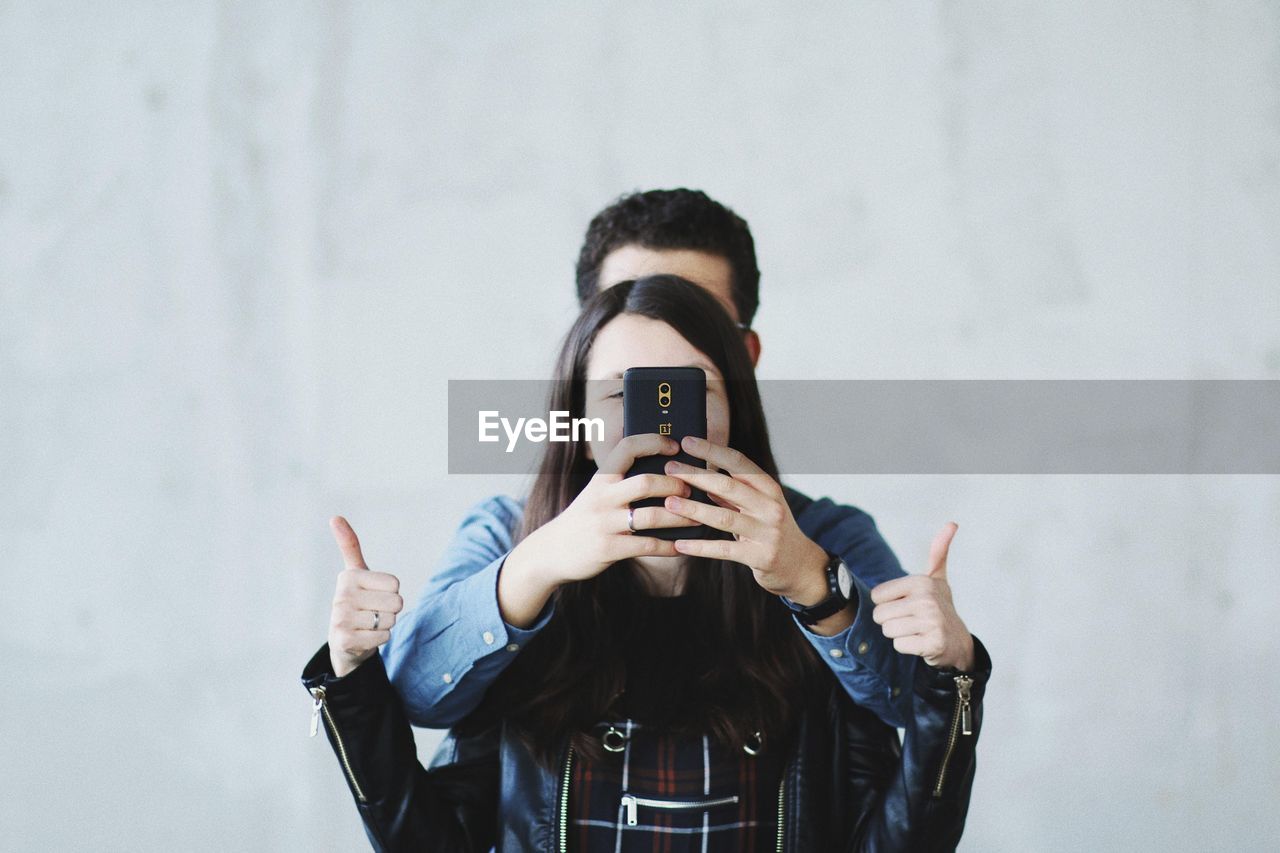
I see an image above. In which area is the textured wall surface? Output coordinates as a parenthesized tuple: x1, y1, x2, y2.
(3, 2, 1278, 851)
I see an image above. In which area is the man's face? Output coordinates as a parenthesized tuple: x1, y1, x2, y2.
(596, 245, 738, 324)
(595, 243, 762, 367)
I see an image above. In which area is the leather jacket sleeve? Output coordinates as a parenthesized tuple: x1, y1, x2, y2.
(301, 644, 497, 853)
(844, 632, 993, 852)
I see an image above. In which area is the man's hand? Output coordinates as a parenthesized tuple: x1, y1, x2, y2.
(870, 522, 975, 671)
(327, 516, 404, 677)
(661, 435, 831, 602)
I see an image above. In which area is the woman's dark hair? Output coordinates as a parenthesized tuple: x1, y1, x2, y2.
(574, 189, 761, 328)
(459, 274, 824, 769)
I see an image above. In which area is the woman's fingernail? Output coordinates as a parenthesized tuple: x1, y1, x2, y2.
(667, 495, 683, 508)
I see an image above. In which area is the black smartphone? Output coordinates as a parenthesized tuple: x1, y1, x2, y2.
(623, 366, 731, 541)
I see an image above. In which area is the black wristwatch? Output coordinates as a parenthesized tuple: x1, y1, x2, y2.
(778, 550, 853, 625)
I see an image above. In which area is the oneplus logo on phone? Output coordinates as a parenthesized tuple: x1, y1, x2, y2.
(622, 366, 731, 542)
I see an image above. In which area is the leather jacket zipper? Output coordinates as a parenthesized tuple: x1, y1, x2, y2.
(775, 775, 785, 852)
(309, 685, 367, 803)
(620, 792, 739, 826)
(932, 674, 974, 798)
(558, 744, 574, 853)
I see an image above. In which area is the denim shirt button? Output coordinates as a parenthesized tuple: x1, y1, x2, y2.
(829, 648, 844, 658)
(857, 641, 870, 655)
(482, 631, 495, 645)
(506, 643, 520, 652)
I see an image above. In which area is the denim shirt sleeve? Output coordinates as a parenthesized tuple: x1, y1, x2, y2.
(380, 494, 555, 728)
(784, 487, 915, 728)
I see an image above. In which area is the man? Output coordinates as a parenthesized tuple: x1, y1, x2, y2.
(377, 189, 975, 730)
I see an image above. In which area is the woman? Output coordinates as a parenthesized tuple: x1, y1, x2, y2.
(302, 275, 992, 852)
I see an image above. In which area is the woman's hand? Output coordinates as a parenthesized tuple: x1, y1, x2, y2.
(511, 434, 697, 585)
(659, 435, 832, 603)
(496, 434, 698, 626)
(327, 516, 404, 677)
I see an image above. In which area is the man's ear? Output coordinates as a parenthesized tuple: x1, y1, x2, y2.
(744, 330, 762, 368)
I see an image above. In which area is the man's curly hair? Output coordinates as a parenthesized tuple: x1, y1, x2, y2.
(574, 188, 761, 328)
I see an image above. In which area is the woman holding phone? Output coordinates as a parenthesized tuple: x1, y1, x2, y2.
(302, 275, 992, 852)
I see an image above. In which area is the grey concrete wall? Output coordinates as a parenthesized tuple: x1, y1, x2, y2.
(3, 2, 1277, 850)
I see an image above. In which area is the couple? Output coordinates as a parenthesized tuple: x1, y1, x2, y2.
(301, 190, 993, 851)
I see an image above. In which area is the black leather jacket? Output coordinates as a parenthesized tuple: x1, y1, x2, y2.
(302, 632, 991, 852)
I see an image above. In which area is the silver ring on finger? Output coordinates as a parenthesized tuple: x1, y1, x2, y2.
(627, 507, 637, 533)
(371, 610, 380, 631)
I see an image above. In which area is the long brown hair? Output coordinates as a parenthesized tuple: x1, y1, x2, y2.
(460, 275, 826, 768)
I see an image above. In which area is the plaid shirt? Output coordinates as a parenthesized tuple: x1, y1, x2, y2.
(568, 718, 786, 852)
(562, 591, 788, 852)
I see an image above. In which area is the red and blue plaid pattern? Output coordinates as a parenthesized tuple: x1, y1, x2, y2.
(568, 718, 786, 852)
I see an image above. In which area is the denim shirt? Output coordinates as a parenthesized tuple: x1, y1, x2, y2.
(381, 485, 915, 729)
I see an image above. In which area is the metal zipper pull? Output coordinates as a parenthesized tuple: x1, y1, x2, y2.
(955, 676, 973, 736)
(622, 794, 638, 826)
(933, 674, 977, 798)
(309, 687, 325, 738)
(618, 792, 739, 826)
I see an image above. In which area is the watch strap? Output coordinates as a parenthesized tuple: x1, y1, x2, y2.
(779, 550, 848, 625)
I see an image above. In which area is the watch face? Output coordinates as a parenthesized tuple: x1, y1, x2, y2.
(836, 562, 853, 598)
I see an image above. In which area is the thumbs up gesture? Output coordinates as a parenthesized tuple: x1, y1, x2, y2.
(328, 516, 404, 677)
(869, 522, 976, 672)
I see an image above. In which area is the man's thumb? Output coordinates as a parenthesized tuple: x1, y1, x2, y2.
(330, 516, 369, 570)
(927, 522, 958, 579)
